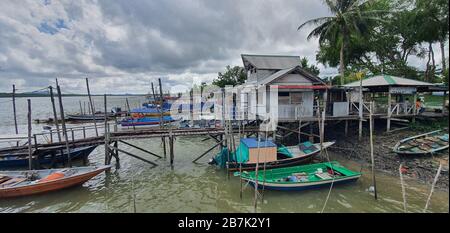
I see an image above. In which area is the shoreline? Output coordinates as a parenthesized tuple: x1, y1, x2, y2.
(323, 120, 449, 191)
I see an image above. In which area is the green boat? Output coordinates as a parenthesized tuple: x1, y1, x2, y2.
(236, 161, 361, 191)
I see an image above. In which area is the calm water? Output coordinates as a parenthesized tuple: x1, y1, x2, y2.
(0, 96, 448, 213)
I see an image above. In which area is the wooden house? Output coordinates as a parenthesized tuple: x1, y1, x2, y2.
(239, 54, 329, 122)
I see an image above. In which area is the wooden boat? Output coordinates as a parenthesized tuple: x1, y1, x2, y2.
(237, 161, 361, 191)
(0, 146, 97, 168)
(0, 165, 111, 198)
(211, 137, 335, 172)
(66, 113, 115, 121)
(393, 130, 449, 156)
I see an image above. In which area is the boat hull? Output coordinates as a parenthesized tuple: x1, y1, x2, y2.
(0, 166, 111, 198)
(0, 146, 97, 168)
(244, 175, 360, 191)
(393, 130, 449, 156)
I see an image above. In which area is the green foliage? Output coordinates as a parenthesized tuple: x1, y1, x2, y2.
(212, 66, 247, 88)
(410, 117, 449, 132)
(298, 0, 387, 85)
(299, 57, 320, 76)
(310, 0, 449, 82)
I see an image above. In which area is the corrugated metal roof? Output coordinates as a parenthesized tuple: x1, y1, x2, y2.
(343, 75, 436, 87)
(242, 54, 301, 70)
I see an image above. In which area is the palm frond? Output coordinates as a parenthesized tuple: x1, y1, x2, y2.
(306, 20, 333, 41)
(298, 17, 334, 30)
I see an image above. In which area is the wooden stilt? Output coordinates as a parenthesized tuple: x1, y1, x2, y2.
(56, 83, 71, 167)
(86, 78, 99, 136)
(369, 102, 377, 200)
(49, 86, 62, 142)
(387, 87, 392, 132)
(344, 120, 348, 136)
(27, 99, 33, 170)
(119, 140, 162, 159)
(192, 139, 224, 163)
(12, 85, 19, 147)
(126, 98, 135, 130)
(104, 94, 110, 165)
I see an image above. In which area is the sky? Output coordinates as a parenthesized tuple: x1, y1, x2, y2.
(0, 0, 446, 94)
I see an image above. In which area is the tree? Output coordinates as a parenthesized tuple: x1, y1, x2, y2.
(212, 66, 247, 88)
(299, 57, 320, 75)
(298, 0, 384, 85)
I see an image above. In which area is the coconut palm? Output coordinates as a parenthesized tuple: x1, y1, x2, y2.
(298, 0, 384, 85)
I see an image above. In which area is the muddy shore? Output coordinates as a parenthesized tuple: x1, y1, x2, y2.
(321, 119, 449, 191)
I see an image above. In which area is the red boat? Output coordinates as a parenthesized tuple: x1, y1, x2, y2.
(0, 165, 111, 198)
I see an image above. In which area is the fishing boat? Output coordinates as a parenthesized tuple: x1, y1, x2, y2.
(66, 112, 115, 121)
(236, 161, 361, 191)
(0, 146, 97, 168)
(393, 130, 449, 156)
(130, 107, 171, 118)
(210, 137, 335, 171)
(0, 165, 111, 198)
(120, 116, 178, 127)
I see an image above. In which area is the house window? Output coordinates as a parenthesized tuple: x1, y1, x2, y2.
(278, 92, 290, 104)
(291, 92, 303, 104)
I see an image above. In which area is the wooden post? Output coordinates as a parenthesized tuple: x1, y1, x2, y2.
(424, 163, 443, 212)
(158, 78, 167, 158)
(56, 84, 72, 167)
(12, 85, 19, 146)
(83, 126, 86, 139)
(126, 98, 135, 130)
(49, 129, 53, 143)
(27, 99, 32, 170)
(49, 86, 62, 142)
(104, 94, 110, 165)
(412, 92, 417, 123)
(83, 101, 86, 115)
(358, 77, 363, 140)
(369, 102, 377, 200)
(442, 91, 447, 113)
(86, 78, 99, 136)
(79, 100, 83, 115)
(169, 131, 174, 167)
(387, 87, 392, 132)
(151, 82, 157, 104)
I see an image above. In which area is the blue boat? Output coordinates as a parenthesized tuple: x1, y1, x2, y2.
(120, 116, 176, 127)
(0, 146, 97, 169)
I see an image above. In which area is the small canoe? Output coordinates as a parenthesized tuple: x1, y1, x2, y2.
(0, 165, 111, 198)
(237, 161, 361, 191)
(0, 146, 97, 168)
(393, 130, 449, 156)
(66, 113, 115, 121)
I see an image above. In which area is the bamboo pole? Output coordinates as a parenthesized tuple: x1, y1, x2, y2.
(423, 163, 443, 212)
(86, 78, 99, 136)
(158, 78, 167, 158)
(27, 99, 32, 170)
(56, 84, 71, 167)
(369, 101, 377, 199)
(49, 86, 62, 142)
(399, 163, 407, 212)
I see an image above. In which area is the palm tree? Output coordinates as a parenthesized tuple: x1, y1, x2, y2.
(298, 0, 383, 85)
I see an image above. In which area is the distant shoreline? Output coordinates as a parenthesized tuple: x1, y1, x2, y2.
(0, 94, 146, 98)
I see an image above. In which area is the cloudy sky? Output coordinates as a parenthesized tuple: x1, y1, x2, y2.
(0, 0, 445, 94)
